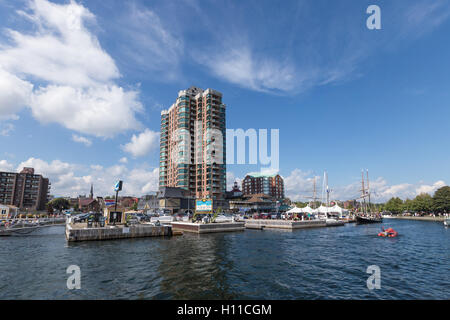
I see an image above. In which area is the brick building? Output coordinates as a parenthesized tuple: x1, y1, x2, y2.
(0, 167, 51, 211)
(242, 173, 284, 199)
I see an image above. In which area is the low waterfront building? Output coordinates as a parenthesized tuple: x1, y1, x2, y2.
(0, 204, 19, 218)
(157, 187, 195, 214)
(229, 193, 277, 213)
(225, 181, 243, 199)
(78, 198, 100, 212)
(137, 194, 159, 214)
(103, 206, 126, 225)
(242, 173, 284, 199)
(0, 167, 50, 211)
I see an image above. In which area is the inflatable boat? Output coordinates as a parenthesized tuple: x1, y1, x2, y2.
(378, 227, 398, 238)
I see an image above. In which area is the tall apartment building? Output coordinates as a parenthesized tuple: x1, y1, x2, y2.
(160, 87, 226, 202)
(242, 173, 285, 199)
(0, 167, 51, 210)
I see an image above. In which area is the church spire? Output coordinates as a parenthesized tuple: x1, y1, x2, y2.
(90, 183, 94, 199)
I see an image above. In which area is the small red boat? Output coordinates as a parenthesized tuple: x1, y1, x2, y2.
(378, 227, 398, 238)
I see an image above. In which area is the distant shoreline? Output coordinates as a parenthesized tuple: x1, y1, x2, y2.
(388, 216, 445, 222)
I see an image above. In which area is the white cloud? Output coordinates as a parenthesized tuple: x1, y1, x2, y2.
(30, 85, 143, 138)
(116, 4, 183, 80)
(122, 129, 159, 158)
(1, 0, 119, 86)
(0, 159, 14, 171)
(72, 134, 92, 147)
(0, 68, 33, 120)
(415, 180, 446, 196)
(17, 157, 76, 176)
(13, 157, 159, 197)
(284, 169, 320, 201)
(198, 46, 298, 94)
(0, 0, 143, 138)
(90, 164, 103, 171)
(283, 168, 447, 203)
(400, 1, 450, 38)
(0, 123, 15, 136)
(119, 157, 128, 164)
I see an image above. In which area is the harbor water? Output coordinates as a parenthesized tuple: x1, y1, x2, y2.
(0, 219, 448, 299)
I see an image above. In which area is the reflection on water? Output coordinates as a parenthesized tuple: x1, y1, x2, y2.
(0, 220, 448, 299)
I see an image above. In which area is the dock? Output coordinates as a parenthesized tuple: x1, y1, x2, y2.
(244, 219, 326, 230)
(65, 223, 173, 242)
(171, 221, 245, 234)
(0, 218, 66, 236)
(387, 216, 446, 222)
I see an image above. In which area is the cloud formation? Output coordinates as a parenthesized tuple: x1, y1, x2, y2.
(122, 129, 159, 158)
(13, 157, 159, 197)
(283, 169, 446, 203)
(72, 134, 92, 147)
(0, 0, 143, 137)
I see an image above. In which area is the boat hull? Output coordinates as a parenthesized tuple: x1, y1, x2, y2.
(356, 216, 383, 224)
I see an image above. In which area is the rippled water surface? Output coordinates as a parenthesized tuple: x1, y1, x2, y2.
(0, 219, 449, 299)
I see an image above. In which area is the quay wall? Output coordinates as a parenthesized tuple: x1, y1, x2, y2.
(66, 224, 172, 242)
(244, 219, 326, 229)
(171, 222, 245, 234)
(388, 216, 445, 222)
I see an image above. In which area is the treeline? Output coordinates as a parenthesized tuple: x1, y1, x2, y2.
(383, 186, 450, 214)
(290, 186, 450, 215)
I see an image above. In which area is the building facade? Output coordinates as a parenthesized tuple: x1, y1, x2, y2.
(242, 173, 284, 199)
(137, 194, 160, 213)
(0, 167, 51, 211)
(159, 87, 226, 202)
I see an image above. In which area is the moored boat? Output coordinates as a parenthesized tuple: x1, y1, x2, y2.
(325, 218, 345, 227)
(444, 218, 450, 227)
(356, 215, 383, 224)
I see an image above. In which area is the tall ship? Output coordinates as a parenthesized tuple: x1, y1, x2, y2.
(355, 170, 382, 224)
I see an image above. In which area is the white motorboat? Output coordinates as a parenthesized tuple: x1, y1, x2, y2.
(444, 218, 450, 227)
(150, 214, 174, 224)
(214, 214, 233, 223)
(325, 218, 345, 227)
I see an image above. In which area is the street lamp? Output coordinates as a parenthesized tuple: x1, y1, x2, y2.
(113, 180, 123, 225)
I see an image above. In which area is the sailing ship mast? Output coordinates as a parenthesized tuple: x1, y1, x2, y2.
(361, 170, 367, 215)
(359, 169, 372, 215)
(366, 169, 371, 213)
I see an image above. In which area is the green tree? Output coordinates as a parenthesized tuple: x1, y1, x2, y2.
(131, 202, 138, 211)
(48, 198, 70, 212)
(295, 202, 307, 208)
(432, 186, 450, 213)
(411, 193, 433, 213)
(384, 197, 404, 214)
(403, 199, 414, 212)
(46, 203, 54, 215)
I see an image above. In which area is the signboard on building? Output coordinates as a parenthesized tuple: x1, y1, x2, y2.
(196, 199, 213, 212)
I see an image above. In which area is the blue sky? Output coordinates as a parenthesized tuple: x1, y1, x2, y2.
(0, 0, 449, 202)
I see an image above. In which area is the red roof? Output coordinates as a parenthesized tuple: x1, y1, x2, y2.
(79, 198, 96, 206)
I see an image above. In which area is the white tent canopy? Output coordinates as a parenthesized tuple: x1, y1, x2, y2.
(300, 205, 317, 214)
(286, 207, 303, 214)
(330, 204, 345, 213)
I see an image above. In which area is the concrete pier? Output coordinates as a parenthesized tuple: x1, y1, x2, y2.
(65, 223, 172, 242)
(387, 216, 445, 222)
(171, 221, 245, 234)
(244, 219, 326, 230)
